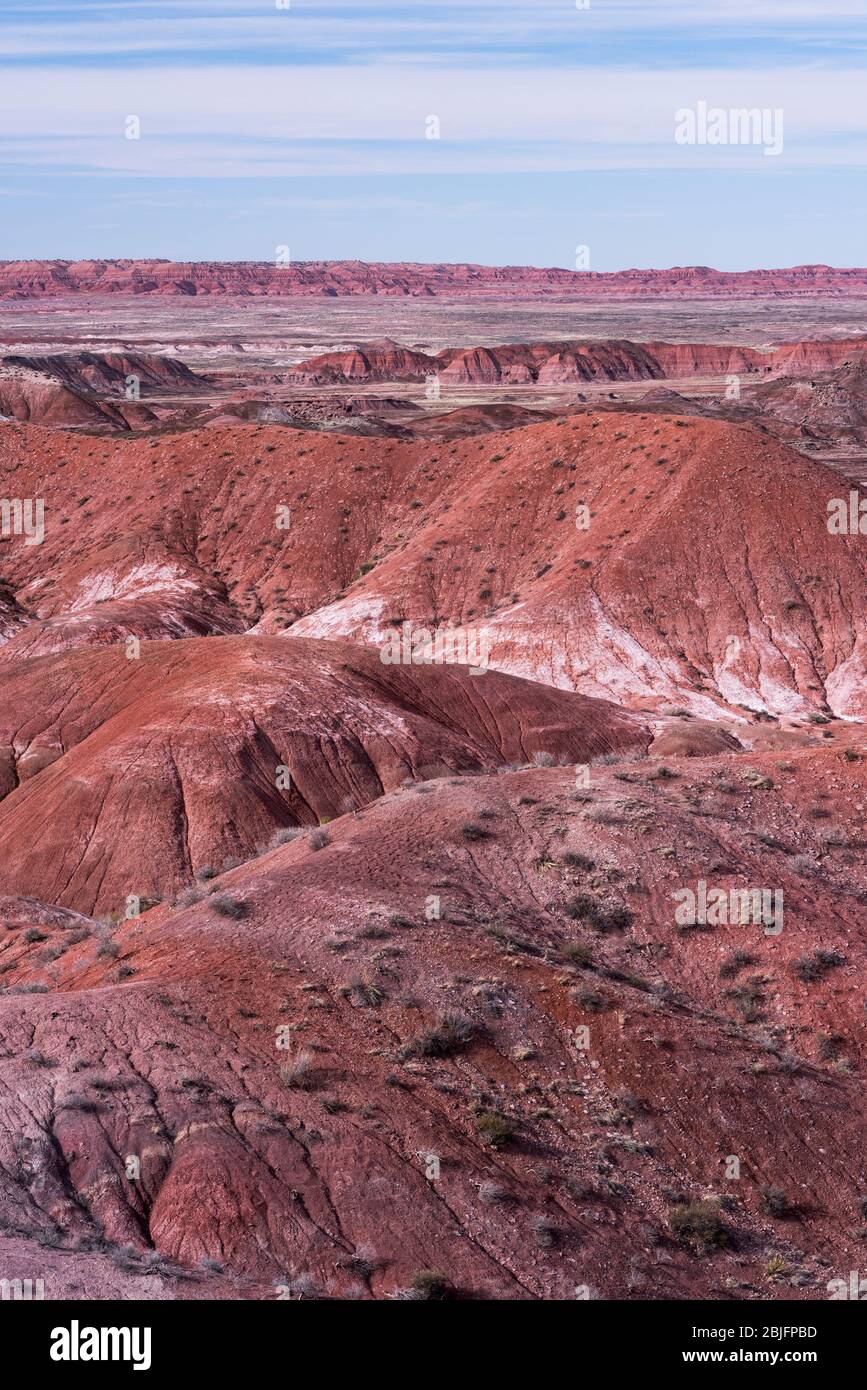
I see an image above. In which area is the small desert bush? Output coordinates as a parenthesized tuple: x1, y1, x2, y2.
(563, 941, 594, 967)
(718, 951, 756, 981)
(479, 1181, 511, 1205)
(572, 984, 607, 1013)
(460, 822, 492, 842)
(760, 1185, 796, 1219)
(406, 1269, 452, 1301)
(586, 805, 628, 826)
(59, 1094, 102, 1114)
(210, 895, 249, 920)
(270, 828, 301, 848)
(564, 895, 632, 934)
(279, 1049, 320, 1090)
(405, 1010, 477, 1059)
(562, 851, 595, 870)
(668, 1200, 728, 1248)
(475, 1109, 518, 1150)
(724, 973, 767, 1021)
(531, 1216, 559, 1248)
(818, 1033, 844, 1061)
(341, 975, 385, 1008)
(792, 949, 845, 983)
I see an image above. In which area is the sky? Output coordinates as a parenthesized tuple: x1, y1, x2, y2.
(1, 0, 866, 269)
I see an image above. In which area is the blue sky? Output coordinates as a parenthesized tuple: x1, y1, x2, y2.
(1, 0, 866, 268)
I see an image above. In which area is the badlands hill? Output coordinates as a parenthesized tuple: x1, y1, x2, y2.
(745, 363, 867, 447)
(0, 636, 646, 916)
(1, 748, 865, 1298)
(0, 351, 206, 429)
(4, 341, 866, 438)
(0, 412, 864, 718)
(1, 406, 866, 1299)
(291, 337, 867, 386)
(2, 260, 867, 300)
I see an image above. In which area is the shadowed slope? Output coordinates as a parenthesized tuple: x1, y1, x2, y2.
(0, 635, 647, 915)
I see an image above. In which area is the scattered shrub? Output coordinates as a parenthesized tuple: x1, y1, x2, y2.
(270, 828, 301, 848)
(792, 949, 845, 983)
(818, 1033, 844, 1061)
(475, 1109, 518, 1150)
(531, 1216, 559, 1248)
(279, 1049, 320, 1090)
(342, 975, 385, 1008)
(719, 951, 756, 981)
(405, 1011, 477, 1059)
(572, 984, 607, 1013)
(760, 1186, 796, 1219)
(563, 941, 594, 967)
(562, 852, 595, 870)
(460, 822, 492, 842)
(407, 1269, 452, 1301)
(669, 1200, 728, 1248)
(210, 895, 249, 920)
(59, 1095, 101, 1114)
(564, 895, 632, 933)
(479, 1181, 511, 1205)
(724, 975, 767, 1022)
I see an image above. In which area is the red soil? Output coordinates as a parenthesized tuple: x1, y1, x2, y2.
(1, 403, 866, 1301)
(0, 635, 646, 915)
(1, 413, 864, 717)
(1, 748, 865, 1298)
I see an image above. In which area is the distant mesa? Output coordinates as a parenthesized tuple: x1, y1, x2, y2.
(2, 259, 867, 300)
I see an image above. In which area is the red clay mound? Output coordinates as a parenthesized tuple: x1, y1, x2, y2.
(0, 351, 202, 431)
(0, 371, 131, 429)
(290, 336, 867, 388)
(0, 635, 648, 915)
(402, 403, 554, 439)
(1, 351, 203, 396)
(289, 415, 867, 718)
(1, 414, 865, 716)
(1, 747, 864, 1298)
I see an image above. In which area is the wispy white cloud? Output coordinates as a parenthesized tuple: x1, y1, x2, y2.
(2, 0, 866, 64)
(0, 63, 864, 177)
